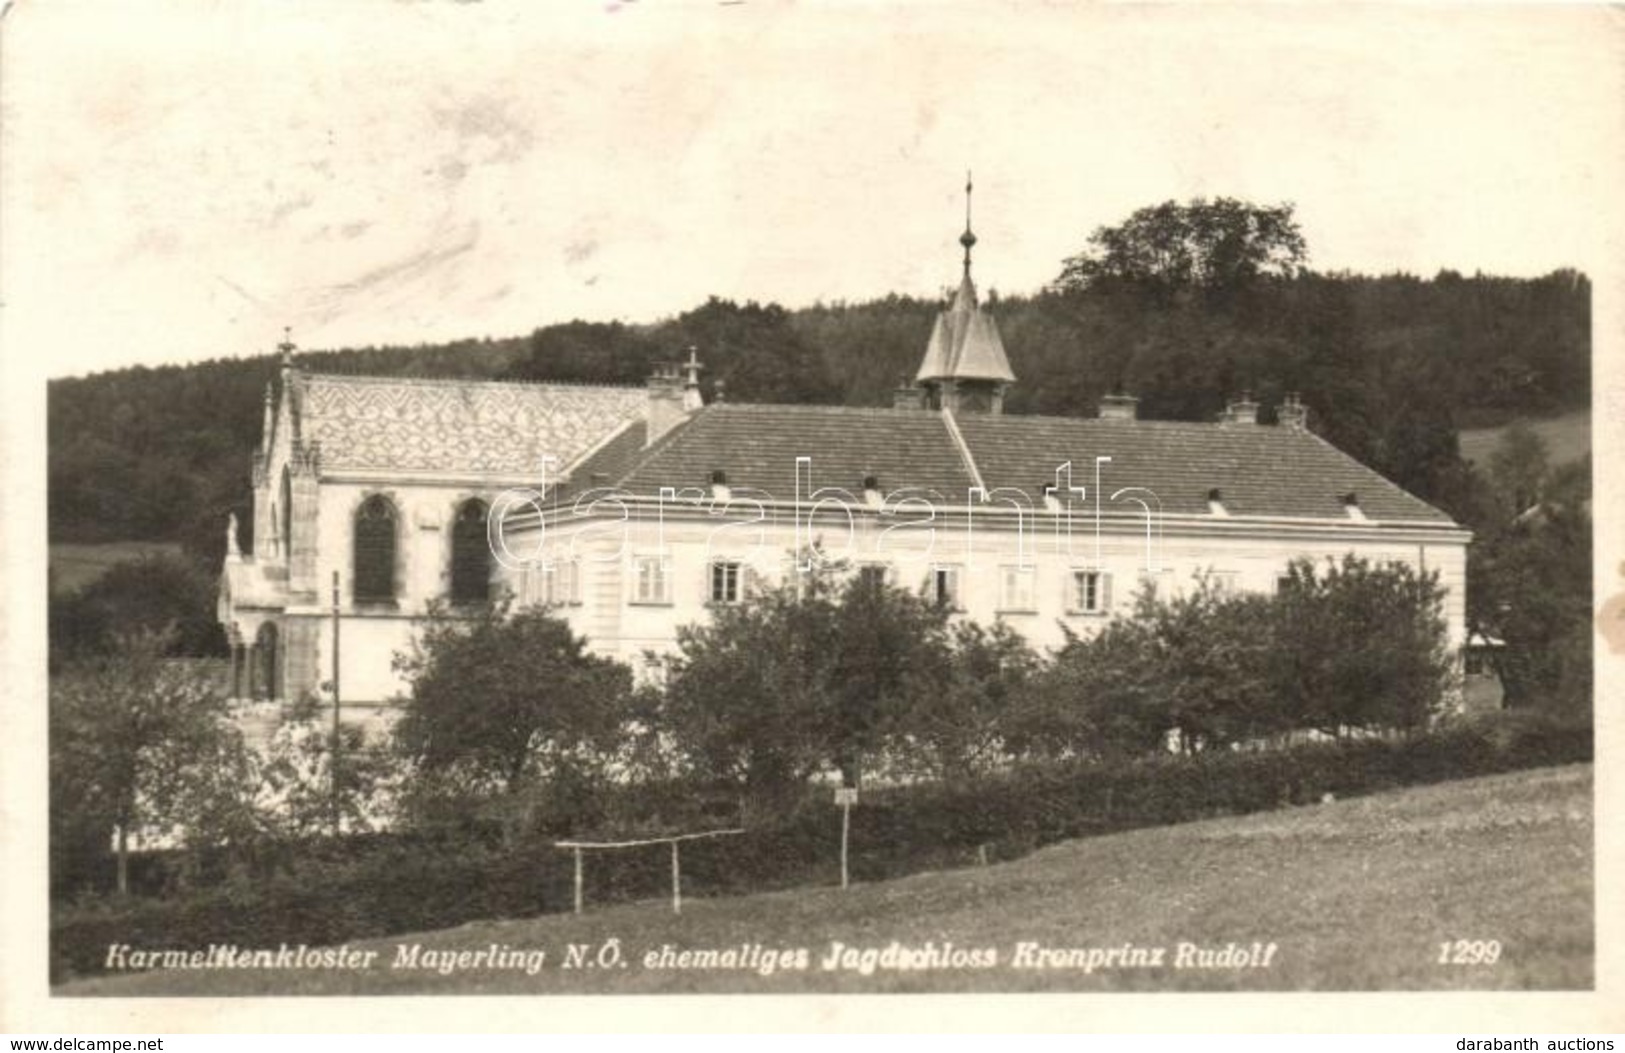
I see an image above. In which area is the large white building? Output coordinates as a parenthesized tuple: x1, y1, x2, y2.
(219, 215, 1471, 713)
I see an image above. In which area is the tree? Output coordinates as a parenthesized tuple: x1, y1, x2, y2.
(665, 298, 841, 405)
(1487, 422, 1550, 517)
(1015, 578, 1277, 759)
(1141, 580, 1279, 751)
(1467, 445, 1591, 716)
(824, 571, 953, 783)
(1268, 556, 1454, 735)
(660, 557, 951, 815)
(1012, 615, 1164, 761)
(900, 620, 1038, 779)
(392, 602, 634, 804)
(50, 553, 228, 670)
(1054, 198, 1307, 298)
(50, 631, 255, 895)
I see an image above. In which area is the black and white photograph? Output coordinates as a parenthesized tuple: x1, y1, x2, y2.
(1, 0, 1620, 1035)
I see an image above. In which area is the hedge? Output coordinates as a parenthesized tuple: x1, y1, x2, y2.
(51, 711, 1590, 983)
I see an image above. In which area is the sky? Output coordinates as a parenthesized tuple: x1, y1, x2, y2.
(3, 2, 1623, 378)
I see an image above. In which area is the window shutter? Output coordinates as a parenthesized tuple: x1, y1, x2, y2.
(1101, 572, 1114, 611)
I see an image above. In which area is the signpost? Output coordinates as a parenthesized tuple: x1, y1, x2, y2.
(834, 786, 858, 889)
(330, 571, 342, 835)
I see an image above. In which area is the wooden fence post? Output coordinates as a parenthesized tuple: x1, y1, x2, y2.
(670, 839, 681, 915)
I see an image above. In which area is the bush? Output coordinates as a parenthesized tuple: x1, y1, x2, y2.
(52, 712, 1589, 983)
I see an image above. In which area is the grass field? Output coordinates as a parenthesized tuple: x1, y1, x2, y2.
(48, 541, 182, 596)
(60, 764, 1593, 996)
(1458, 409, 1590, 471)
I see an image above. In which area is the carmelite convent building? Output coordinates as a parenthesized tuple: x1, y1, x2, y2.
(219, 209, 1470, 715)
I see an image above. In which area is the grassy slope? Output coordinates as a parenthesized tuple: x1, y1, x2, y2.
(63, 764, 1593, 996)
(1458, 409, 1591, 470)
(48, 541, 182, 596)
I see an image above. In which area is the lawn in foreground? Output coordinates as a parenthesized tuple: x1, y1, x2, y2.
(61, 763, 1593, 995)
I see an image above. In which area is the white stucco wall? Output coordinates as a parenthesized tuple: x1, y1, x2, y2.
(512, 501, 1472, 665)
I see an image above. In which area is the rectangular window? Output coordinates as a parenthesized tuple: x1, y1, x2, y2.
(997, 564, 1036, 612)
(633, 555, 671, 605)
(1208, 570, 1239, 595)
(534, 559, 581, 606)
(858, 564, 891, 590)
(1069, 569, 1111, 614)
(930, 565, 962, 609)
(709, 560, 742, 604)
(1138, 568, 1172, 602)
(1275, 573, 1297, 595)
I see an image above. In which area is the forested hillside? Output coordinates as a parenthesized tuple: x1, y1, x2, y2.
(47, 199, 1590, 566)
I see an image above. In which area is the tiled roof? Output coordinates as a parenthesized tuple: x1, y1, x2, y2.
(612, 404, 979, 501)
(565, 419, 649, 489)
(294, 373, 645, 477)
(601, 404, 1455, 525)
(953, 414, 1453, 523)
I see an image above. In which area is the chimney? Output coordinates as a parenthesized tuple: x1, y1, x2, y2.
(892, 375, 926, 410)
(1098, 392, 1139, 421)
(711, 468, 730, 504)
(863, 474, 883, 508)
(1222, 391, 1260, 425)
(1278, 393, 1309, 432)
(645, 362, 686, 445)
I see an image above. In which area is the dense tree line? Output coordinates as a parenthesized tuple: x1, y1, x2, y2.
(376, 553, 1459, 836)
(48, 255, 1588, 564)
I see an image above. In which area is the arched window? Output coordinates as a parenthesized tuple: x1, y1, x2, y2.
(450, 499, 491, 605)
(353, 495, 398, 604)
(280, 467, 293, 559)
(255, 622, 280, 701)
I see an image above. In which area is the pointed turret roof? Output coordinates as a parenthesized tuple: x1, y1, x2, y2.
(915, 175, 1017, 386)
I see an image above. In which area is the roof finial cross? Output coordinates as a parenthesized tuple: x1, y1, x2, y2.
(278, 326, 297, 369)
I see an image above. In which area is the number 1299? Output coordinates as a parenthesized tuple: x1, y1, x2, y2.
(1438, 939, 1501, 965)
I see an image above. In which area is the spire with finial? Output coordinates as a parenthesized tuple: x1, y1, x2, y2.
(912, 171, 1014, 413)
(960, 170, 977, 277)
(260, 382, 275, 455)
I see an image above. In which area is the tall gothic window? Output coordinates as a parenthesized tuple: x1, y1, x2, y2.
(280, 467, 293, 559)
(353, 495, 398, 604)
(450, 499, 491, 605)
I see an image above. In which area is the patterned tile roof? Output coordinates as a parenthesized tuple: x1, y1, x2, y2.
(294, 373, 646, 478)
(602, 404, 1455, 524)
